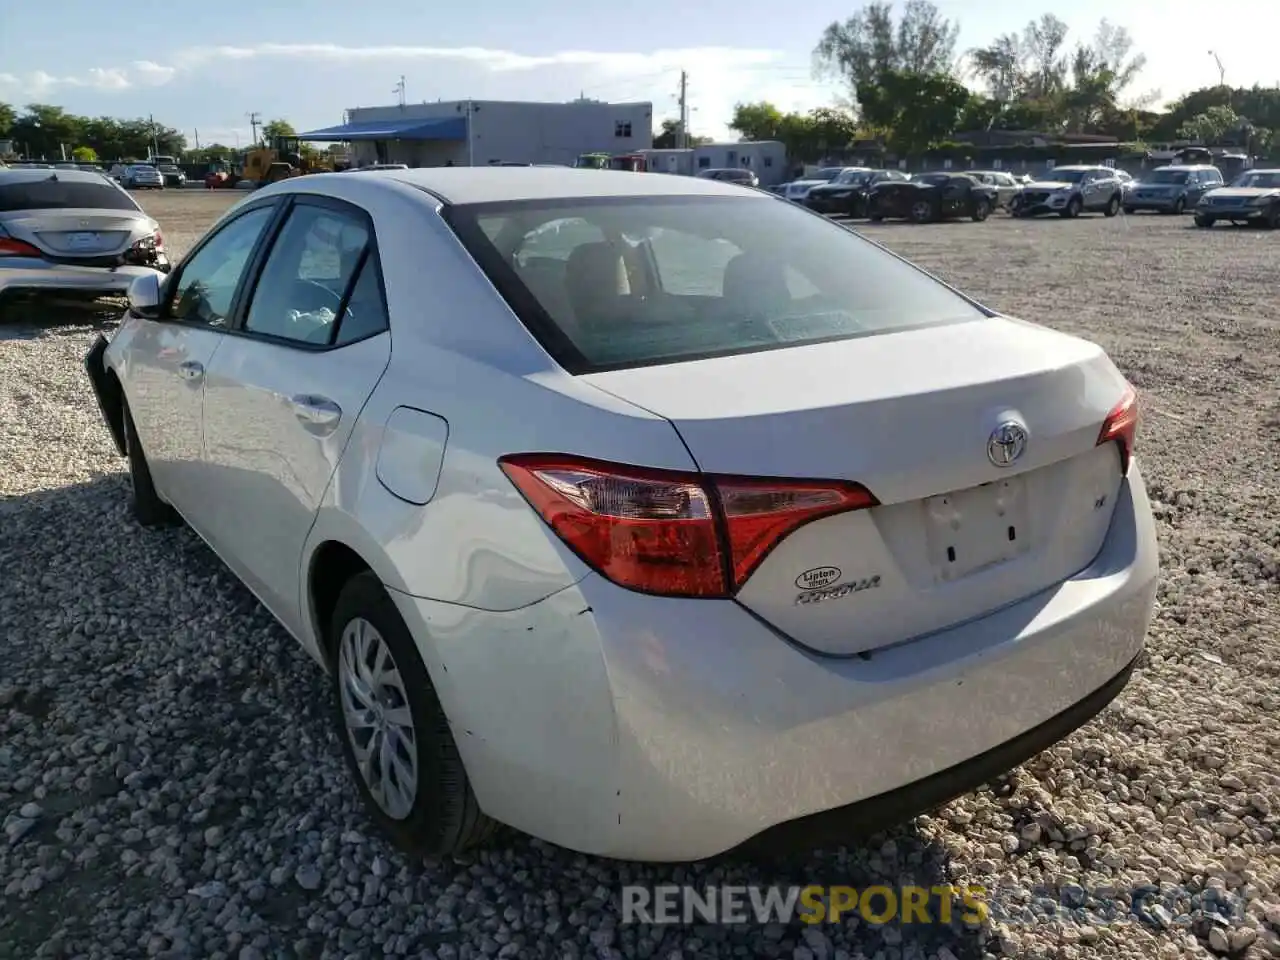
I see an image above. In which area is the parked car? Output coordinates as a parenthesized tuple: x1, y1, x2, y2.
(123, 164, 165, 190)
(778, 166, 851, 202)
(156, 162, 187, 187)
(85, 168, 1156, 862)
(965, 170, 1023, 209)
(867, 172, 998, 223)
(108, 163, 130, 182)
(1008, 166, 1124, 218)
(1124, 165, 1223, 215)
(1193, 168, 1280, 229)
(696, 168, 760, 188)
(805, 168, 909, 217)
(0, 168, 168, 303)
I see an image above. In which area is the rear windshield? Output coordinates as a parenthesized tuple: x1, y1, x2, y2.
(1148, 170, 1189, 184)
(446, 195, 986, 373)
(0, 178, 139, 212)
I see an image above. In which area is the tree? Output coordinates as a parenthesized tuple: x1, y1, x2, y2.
(858, 70, 969, 153)
(0, 102, 14, 138)
(652, 118, 712, 148)
(71, 145, 98, 162)
(1178, 105, 1244, 143)
(10, 104, 82, 159)
(814, 0, 959, 102)
(262, 119, 297, 143)
(729, 102, 786, 142)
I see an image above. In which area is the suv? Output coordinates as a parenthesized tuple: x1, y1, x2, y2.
(1009, 166, 1124, 218)
(1125, 165, 1223, 215)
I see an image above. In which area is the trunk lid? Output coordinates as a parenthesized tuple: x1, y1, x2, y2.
(582, 317, 1130, 656)
(0, 211, 143, 258)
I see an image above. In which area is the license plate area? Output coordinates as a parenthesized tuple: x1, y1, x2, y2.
(66, 232, 100, 250)
(924, 477, 1031, 582)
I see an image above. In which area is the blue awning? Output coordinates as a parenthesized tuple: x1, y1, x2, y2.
(297, 117, 467, 142)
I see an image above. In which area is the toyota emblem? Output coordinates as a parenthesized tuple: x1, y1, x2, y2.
(987, 420, 1029, 467)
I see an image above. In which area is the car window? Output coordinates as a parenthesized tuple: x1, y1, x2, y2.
(516, 217, 605, 263)
(449, 195, 986, 371)
(0, 177, 139, 212)
(169, 205, 276, 328)
(243, 202, 370, 345)
(333, 251, 390, 346)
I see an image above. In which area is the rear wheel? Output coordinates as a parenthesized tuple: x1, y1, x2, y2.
(1104, 194, 1121, 217)
(1172, 197, 1185, 215)
(909, 199, 935, 224)
(971, 197, 991, 222)
(122, 401, 180, 528)
(1194, 215, 1215, 229)
(330, 572, 498, 857)
(1268, 205, 1280, 230)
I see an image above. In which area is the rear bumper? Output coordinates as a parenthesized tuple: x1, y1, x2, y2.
(0, 258, 166, 297)
(392, 461, 1159, 861)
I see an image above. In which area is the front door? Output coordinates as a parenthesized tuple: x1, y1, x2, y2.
(198, 196, 392, 633)
(124, 202, 279, 515)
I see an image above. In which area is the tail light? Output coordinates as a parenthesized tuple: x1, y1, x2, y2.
(0, 230, 41, 258)
(123, 229, 164, 267)
(499, 454, 877, 598)
(1097, 383, 1139, 473)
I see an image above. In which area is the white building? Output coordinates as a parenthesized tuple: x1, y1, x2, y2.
(638, 141, 788, 185)
(298, 99, 653, 168)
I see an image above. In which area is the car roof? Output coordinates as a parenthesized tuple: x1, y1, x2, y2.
(0, 167, 123, 186)
(1240, 168, 1280, 175)
(365, 167, 769, 204)
(1154, 164, 1214, 171)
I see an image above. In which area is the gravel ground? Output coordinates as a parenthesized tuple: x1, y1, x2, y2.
(2, 191, 1278, 960)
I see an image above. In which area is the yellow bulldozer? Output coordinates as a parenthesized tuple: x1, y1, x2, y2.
(241, 136, 332, 186)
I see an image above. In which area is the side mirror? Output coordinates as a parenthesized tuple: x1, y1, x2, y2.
(127, 271, 163, 319)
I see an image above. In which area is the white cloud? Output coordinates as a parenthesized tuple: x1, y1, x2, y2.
(0, 42, 839, 141)
(132, 61, 178, 86)
(174, 42, 782, 75)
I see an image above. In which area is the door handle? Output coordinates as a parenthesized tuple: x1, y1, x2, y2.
(179, 361, 204, 382)
(290, 395, 342, 432)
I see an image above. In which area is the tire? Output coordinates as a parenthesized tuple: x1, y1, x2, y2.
(122, 401, 179, 528)
(1060, 195, 1083, 218)
(909, 199, 935, 224)
(1268, 205, 1280, 230)
(1123, 206, 1135, 215)
(1104, 194, 1121, 217)
(1194, 215, 1215, 229)
(329, 571, 498, 857)
(971, 197, 991, 222)
(1173, 197, 1185, 215)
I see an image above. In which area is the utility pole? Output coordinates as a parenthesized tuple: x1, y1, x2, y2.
(677, 70, 689, 149)
(1208, 51, 1225, 88)
(394, 76, 407, 107)
(248, 112, 262, 146)
(149, 114, 159, 160)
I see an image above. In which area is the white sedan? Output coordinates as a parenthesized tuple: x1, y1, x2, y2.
(85, 168, 1159, 862)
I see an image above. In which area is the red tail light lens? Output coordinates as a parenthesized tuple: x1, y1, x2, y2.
(1097, 383, 1139, 473)
(499, 454, 877, 598)
(0, 236, 42, 258)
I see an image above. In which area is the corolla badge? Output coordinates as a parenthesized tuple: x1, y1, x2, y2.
(987, 420, 1029, 467)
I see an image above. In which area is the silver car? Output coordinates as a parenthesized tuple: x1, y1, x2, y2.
(124, 164, 165, 190)
(1124, 165, 1223, 215)
(1009, 166, 1124, 218)
(84, 168, 1156, 862)
(0, 168, 170, 301)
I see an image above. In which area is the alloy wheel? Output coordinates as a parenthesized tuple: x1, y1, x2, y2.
(337, 617, 419, 820)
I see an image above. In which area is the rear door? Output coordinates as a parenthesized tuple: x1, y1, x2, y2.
(197, 195, 392, 629)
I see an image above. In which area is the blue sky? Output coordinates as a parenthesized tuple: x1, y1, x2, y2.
(1, 0, 1275, 146)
